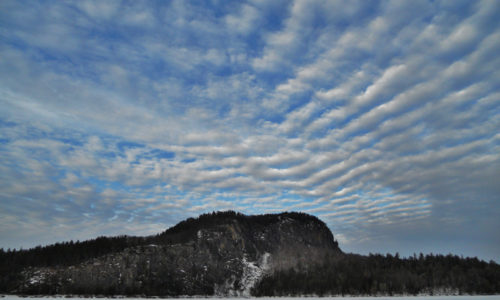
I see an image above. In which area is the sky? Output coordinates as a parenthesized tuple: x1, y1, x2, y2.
(1, 0, 499, 262)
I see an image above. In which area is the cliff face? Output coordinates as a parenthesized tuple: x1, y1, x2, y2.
(15, 212, 341, 296)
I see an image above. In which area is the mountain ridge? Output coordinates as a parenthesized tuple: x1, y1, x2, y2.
(1, 211, 499, 296)
(1, 211, 341, 296)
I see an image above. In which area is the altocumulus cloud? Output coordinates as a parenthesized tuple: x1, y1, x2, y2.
(0, 0, 499, 261)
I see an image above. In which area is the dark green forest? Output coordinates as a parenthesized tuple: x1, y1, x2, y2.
(0, 211, 322, 270)
(1, 211, 499, 296)
(253, 252, 500, 296)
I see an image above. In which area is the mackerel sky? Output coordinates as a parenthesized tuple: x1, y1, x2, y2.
(1, 0, 499, 262)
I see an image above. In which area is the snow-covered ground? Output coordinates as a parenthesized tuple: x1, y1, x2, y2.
(2, 296, 500, 300)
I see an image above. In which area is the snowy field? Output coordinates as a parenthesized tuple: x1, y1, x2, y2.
(2, 296, 500, 300)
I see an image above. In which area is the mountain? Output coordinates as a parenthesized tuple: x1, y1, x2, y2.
(1, 211, 499, 296)
(0, 211, 340, 296)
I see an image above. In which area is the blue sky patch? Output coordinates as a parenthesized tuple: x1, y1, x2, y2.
(0, 0, 499, 263)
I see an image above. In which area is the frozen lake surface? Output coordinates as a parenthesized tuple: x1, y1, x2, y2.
(2, 296, 500, 300)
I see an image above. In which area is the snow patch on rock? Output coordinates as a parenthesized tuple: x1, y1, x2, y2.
(239, 252, 271, 296)
(214, 252, 271, 297)
(27, 270, 47, 285)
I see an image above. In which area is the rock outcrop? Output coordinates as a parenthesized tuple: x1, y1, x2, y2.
(14, 211, 341, 296)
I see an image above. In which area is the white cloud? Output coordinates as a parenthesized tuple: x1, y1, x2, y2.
(225, 4, 260, 35)
(77, 1, 119, 19)
(1, 0, 499, 261)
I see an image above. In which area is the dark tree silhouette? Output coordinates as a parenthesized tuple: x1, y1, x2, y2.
(1, 211, 499, 296)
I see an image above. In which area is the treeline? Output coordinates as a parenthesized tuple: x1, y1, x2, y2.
(0, 211, 253, 269)
(0, 236, 146, 269)
(2, 211, 499, 296)
(0, 211, 325, 267)
(0, 235, 148, 292)
(156, 210, 329, 244)
(0, 210, 331, 294)
(252, 252, 500, 296)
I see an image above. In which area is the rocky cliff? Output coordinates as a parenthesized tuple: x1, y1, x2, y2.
(11, 211, 341, 296)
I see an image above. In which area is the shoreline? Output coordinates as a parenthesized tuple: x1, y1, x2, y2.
(3, 294, 500, 299)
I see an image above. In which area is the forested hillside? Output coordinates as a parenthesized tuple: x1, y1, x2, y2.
(253, 252, 500, 296)
(1, 211, 499, 296)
